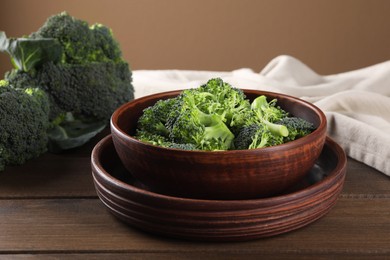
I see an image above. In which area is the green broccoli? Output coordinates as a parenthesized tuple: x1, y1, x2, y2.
(30, 11, 123, 64)
(234, 97, 315, 150)
(135, 80, 236, 151)
(234, 123, 285, 150)
(135, 130, 197, 151)
(6, 61, 132, 122)
(168, 89, 235, 151)
(135, 130, 171, 147)
(233, 124, 260, 150)
(169, 109, 234, 151)
(133, 78, 315, 151)
(166, 142, 197, 151)
(0, 80, 50, 171)
(1, 12, 134, 152)
(189, 78, 252, 133)
(249, 95, 289, 137)
(137, 98, 178, 137)
(276, 117, 315, 141)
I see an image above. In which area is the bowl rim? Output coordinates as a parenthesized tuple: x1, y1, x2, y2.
(91, 134, 347, 206)
(110, 89, 328, 155)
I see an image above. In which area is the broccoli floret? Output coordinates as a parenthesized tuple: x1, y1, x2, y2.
(137, 98, 178, 137)
(251, 95, 288, 122)
(169, 90, 235, 151)
(2, 12, 134, 152)
(249, 125, 285, 148)
(168, 105, 232, 150)
(133, 78, 316, 151)
(235, 106, 316, 150)
(6, 61, 132, 122)
(249, 95, 289, 137)
(135, 85, 235, 151)
(135, 130, 197, 151)
(30, 12, 123, 64)
(166, 142, 197, 151)
(6, 12, 133, 122)
(233, 95, 291, 150)
(190, 78, 252, 132)
(276, 117, 315, 141)
(90, 24, 123, 62)
(238, 95, 316, 149)
(0, 81, 50, 171)
(199, 114, 235, 151)
(135, 130, 170, 147)
(233, 124, 260, 150)
(234, 123, 285, 150)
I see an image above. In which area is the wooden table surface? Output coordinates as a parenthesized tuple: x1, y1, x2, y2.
(1, 129, 389, 259)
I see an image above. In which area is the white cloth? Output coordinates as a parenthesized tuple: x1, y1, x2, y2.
(133, 55, 390, 176)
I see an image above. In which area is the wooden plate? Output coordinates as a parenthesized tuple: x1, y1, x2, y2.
(91, 135, 346, 242)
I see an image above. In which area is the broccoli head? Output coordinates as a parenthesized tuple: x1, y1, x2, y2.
(0, 80, 50, 171)
(276, 117, 315, 141)
(30, 12, 123, 64)
(233, 124, 260, 150)
(167, 89, 235, 151)
(137, 98, 178, 137)
(6, 12, 133, 122)
(135, 85, 235, 151)
(233, 95, 296, 150)
(234, 123, 285, 150)
(6, 61, 133, 122)
(2, 12, 134, 152)
(235, 96, 316, 150)
(248, 95, 289, 137)
(169, 108, 235, 151)
(189, 78, 252, 132)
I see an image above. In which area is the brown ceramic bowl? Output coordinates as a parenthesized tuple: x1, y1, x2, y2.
(110, 89, 327, 200)
(91, 135, 347, 241)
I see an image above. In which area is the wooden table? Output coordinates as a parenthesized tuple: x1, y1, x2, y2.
(1, 129, 389, 259)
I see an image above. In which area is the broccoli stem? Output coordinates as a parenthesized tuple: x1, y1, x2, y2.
(264, 120, 289, 137)
(204, 114, 235, 148)
(250, 95, 268, 112)
(197, 109, 216, 127)
(251, 95, 289, 137)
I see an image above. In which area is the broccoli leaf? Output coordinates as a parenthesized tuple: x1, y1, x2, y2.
(47, 112, 106, 153)
(0, 31, 62, 72)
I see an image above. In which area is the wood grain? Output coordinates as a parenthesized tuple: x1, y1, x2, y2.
(0, 199, 389, 255)
(0, 130, 108, 199)
(0, 126, 389, 257)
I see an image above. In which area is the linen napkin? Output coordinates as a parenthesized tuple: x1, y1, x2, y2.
(133, 55, 390, 176)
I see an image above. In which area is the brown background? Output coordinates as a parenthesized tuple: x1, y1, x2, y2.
(1, 0, 389, 77)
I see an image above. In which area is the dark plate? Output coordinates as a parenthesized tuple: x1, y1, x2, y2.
(91, 135, 346, 242)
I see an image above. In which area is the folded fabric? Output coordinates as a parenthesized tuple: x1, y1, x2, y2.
(133, 55, 390, 176)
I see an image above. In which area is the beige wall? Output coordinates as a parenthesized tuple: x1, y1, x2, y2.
(1, 0, 390, 77)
